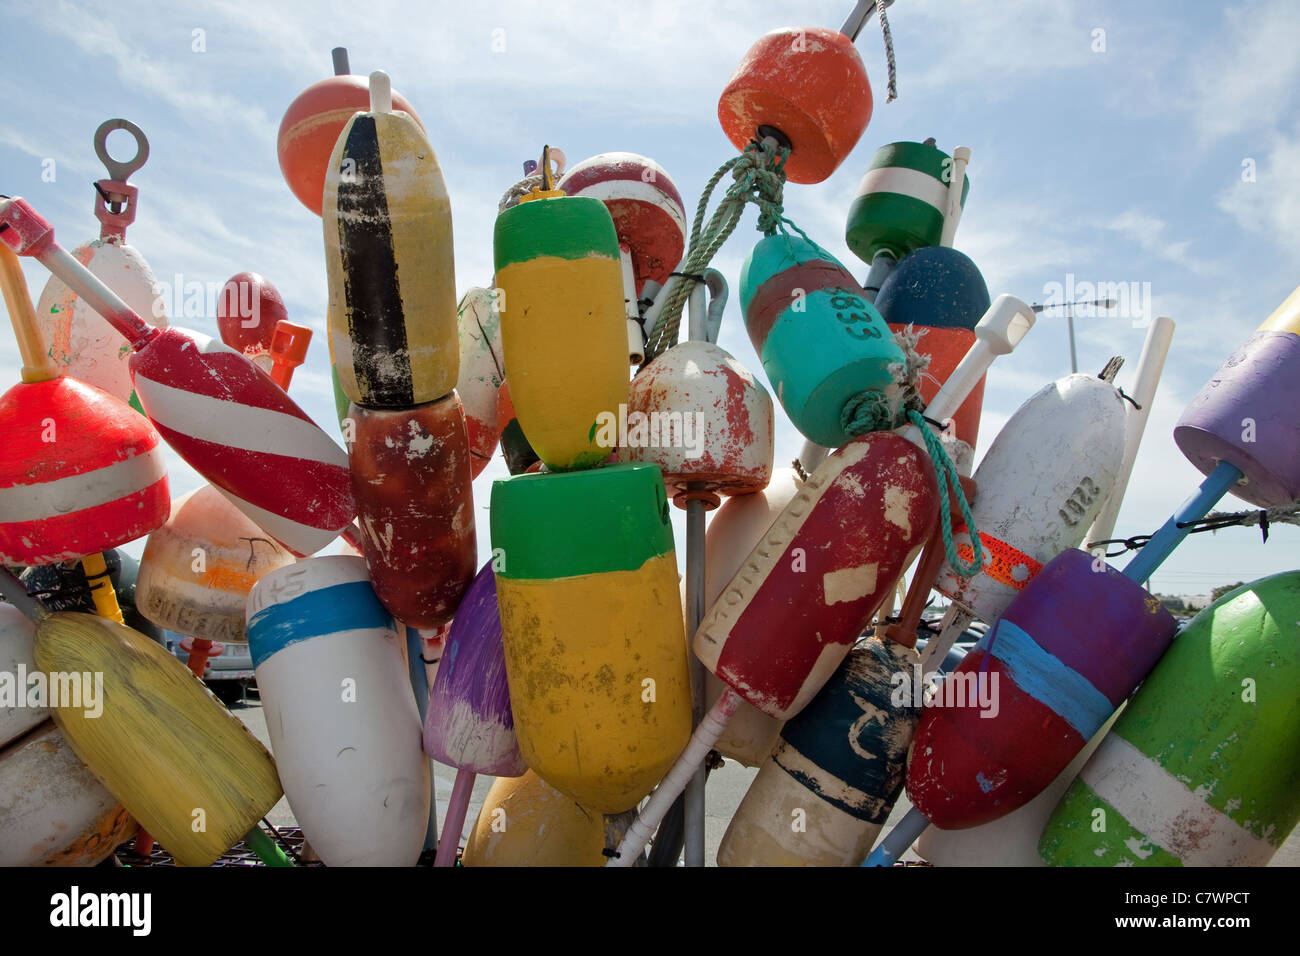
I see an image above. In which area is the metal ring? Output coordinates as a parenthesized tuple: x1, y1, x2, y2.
(93, 118, 149, 182)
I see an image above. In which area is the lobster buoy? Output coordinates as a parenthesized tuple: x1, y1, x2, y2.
(626, 340, 773, 496)
(135, 485, 295, 644)
(932, 375, 1128, 620)
(456, 288, 506, 478)
(718, 27, 872, 184)
(277, 54, 423, 216)
(215, 272, 290, 375)
(246, 556, 430, 866)
(702, 468, 801, 765)
(491, 463, 692, 812)
(324, 72, 458, 409)
(846, 141, 970, 264)
(740, 236, 904, 448)
(908, 549, 1176, 830)
(1040, 571, 1300, 866)
(494, 192, 629, 470)
(719, 638, 921, 866)
(1174, 284, 1300, 507)
(0, 721, 136, 866)
(424, 562, 525, 776)
(0, 376, 168, 567)
(1, 602, 46, 747)
(462, 770, 607, 867)
(345, 393, 476, 628)
(36, 118, 168, 409)
(557, 152, 688, 295)
(695, 432, 938, 721)
(875, 247, 991, 451)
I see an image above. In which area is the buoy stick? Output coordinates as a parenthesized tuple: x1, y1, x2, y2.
(918, 603, 973, 677)
(1121, 460, 1242, 585)
(862, 249, 895, 304)
(0, 568, 48, 622)
(901, 295, 1035, 450)
(862, 805, 928, 865)
(608, 689, 741, 866)
(798, 440, 830, 474)
(369, 71, 392, 114)
(243, 826, 294, 866)
(332, 47, 350, 75)
(270, 320, 313, 390)
(938, 146, 970, 248)
(1, 198, 156, 348)
(620, 244, 644, 364)
(1085, 316, 1175, 549)
(405, 624, 439, 853)
(840, 0, 893, 41)
(435, 768, 475, 867)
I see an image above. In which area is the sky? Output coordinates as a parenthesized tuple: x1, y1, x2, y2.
(1, 0, 1296, 598)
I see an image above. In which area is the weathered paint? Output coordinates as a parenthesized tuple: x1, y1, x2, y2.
(626, 340, 773, 495)
(277, 72, 423, 216)
(845, 141, 970, 263)
(247, 556, 429, 866)
(557, 152, 687, 295)
(0, 376, 169, 566)
(695, 432, 938, 721)
(493, 195, 628, 470)
(719, 639, 921, 866)
(36, 237, 168, 407)
(702, 468, 801, 765)
(1040, 571, 1300, 866)
(323, 106, 458, 408)
(740, 236, 904, 448)
(934, 375, 1127, 622)
(456, 287, 505, 478)
(35, 611, 281, 867)
(875, 246, 991, 450)
(491, 464, 692, 812)
(908, 549, 1175, 830)
(461, 770, 607, 867)
(346, 394, 476, 627)
(136, 484, 294, 642)
(1174, 327, 1300, 508)
(0, 720, 136, 866)
(495, 379, 539, 474)
(718, 27, 872, 184)
(130, 327, 354, 556)
(1, 603, 46, 747)
(424, 561, 526, 776)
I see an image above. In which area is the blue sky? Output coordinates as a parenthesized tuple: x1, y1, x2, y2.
(2, 0, 1296, 598)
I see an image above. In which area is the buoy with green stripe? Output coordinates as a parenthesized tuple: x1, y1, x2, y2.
(1039, 571, 1300, 866)
(740, 234, 905, 448)
(846, 141, 970, 266)
(493, 149, 630, 470)
(323, 71, 458, 409)
(246, 555, 431, 866)
(490, 463, 692, 813)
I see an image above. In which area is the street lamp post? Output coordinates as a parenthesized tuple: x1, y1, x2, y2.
(1028, 298, 1118, 373)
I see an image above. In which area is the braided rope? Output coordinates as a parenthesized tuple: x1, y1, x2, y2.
(878, 0, 898, 103)
(906, 409, 983, 577)
(642, 140, 802, 363)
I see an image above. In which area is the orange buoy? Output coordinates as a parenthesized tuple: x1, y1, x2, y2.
(718, 27, 872, 184)
(277, 48, 423, 217)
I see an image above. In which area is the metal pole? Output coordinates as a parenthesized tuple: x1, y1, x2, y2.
(840, 0, 893, 41)
(1067, 312, 1078, 374)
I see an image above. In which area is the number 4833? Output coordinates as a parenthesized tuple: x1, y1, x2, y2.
(830, 287, 882, 340)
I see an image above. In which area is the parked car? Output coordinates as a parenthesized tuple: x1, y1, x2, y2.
(162, 629, 255, 704)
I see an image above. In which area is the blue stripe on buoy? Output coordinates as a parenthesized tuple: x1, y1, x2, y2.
(983, 619, 1111, 738)
(248, 580, 394, 669)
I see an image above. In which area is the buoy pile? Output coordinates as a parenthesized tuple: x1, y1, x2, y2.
(2, 2, 1297, 871)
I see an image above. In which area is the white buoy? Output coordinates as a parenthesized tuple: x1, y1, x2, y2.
(246, 556, 429, 866)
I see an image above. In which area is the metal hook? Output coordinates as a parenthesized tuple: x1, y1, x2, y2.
(93, 118, 149, 183)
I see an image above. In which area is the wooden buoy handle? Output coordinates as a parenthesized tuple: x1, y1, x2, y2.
(0, 244, 58, 383)
(885, 476, 977, 648)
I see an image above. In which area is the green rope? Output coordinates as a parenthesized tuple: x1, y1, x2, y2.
(906, 408, 984, 577)
(642, 139, 806, 363)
